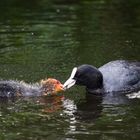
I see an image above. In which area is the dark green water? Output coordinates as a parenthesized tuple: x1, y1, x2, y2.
(0, 0, 140, 139)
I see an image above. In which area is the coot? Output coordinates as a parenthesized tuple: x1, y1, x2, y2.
(63, 60, 140, 94)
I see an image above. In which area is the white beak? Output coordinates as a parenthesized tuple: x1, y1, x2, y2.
(63, 67, 77, 90)
(63, 78, 76, 90)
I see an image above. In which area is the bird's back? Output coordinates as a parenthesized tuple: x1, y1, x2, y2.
(99, 60, 140, 93)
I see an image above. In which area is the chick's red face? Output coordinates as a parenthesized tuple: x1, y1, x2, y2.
(53, 79, 64, 93)
(47, 78, 64, 93)
(41, 78, 64, 95)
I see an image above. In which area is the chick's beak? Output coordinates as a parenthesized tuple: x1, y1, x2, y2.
(55, 83, 64, 93)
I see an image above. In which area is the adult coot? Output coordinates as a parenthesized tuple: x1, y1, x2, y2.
(63, 60, 140, 94)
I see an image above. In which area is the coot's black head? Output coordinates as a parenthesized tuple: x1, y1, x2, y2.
(63, 64, 103, 91)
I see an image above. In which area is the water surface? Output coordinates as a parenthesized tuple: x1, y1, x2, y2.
(0, 0, 140, 140)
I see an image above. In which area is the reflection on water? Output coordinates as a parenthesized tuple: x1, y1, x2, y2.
(0, 90, 140, 139)
(38, 95, 65, 113)
(0, 0, 140, 139)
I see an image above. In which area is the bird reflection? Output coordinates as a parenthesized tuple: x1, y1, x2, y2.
(0, 90, 133, 121)
(74, 93, 103, 122)
(61, 91, 134, 123)
(61, 93, 103, 135)
(37, 95, 65, 113)
(0, 96, 17, 107)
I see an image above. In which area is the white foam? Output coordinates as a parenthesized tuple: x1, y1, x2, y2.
(126, 91, 140, 99)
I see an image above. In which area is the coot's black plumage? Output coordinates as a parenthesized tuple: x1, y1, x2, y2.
(63, 60, 140, 94)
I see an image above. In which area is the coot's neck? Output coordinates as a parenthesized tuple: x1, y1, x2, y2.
(87, 68, 103, 91)
(86, 72, 104, 94)
(86, 69, 107, 95)
(86, 87, 104, 95)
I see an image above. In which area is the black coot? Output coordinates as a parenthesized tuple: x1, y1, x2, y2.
(63, 60, 140, 94)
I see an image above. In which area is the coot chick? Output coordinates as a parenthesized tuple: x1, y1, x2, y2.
(63, 60, 140, 94)
(0, 78, 64, 97)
